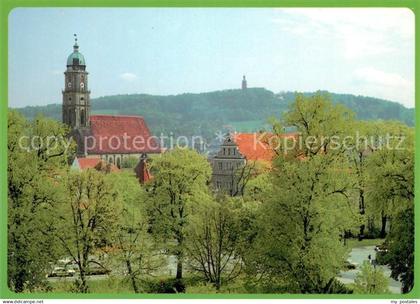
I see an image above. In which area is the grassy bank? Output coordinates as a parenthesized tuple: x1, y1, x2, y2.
(346, 238, 385, 249)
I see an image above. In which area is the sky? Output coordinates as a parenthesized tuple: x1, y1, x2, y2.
(8, 8, 415, 108)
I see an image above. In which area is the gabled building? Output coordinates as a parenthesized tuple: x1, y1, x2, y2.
(211, 132, 297, 195)
(62, 35, 161, 168)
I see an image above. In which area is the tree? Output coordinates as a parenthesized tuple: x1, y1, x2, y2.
(7, 112, 73, 292)
(250, 155, 354, 293)
(186, 197, 243, 290)
(384, 207, 414, 293)
(54, 170, 121, 293)
(121, 156, 139, 169)
(366, 121, 414, 238)
(246, 94, 359, 293)
(231, 160, 269, 197)
(353, 261, 389, 294)
(345, 121, 375, 237)
(111, 172, 164, 293)
(145, 148, 211, 280)
(282, 92, 354, 157)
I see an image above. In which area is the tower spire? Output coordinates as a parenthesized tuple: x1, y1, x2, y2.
(63, 33, 90, 129)
(73, 33, 79, 51)
(242, 75, 247, 90)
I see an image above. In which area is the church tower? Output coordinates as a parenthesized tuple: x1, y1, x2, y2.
(241, 75, 247, 90)
(62, 34, 90, 129)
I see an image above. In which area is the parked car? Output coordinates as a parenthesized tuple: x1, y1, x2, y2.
(86, 264, 110, 276)
(375, 243, 389, 253)
(48, 266, 76, 277)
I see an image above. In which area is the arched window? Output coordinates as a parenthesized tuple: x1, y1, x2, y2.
(80, 109, 85, 126)
(70, 109, 75, 126)
(66, 109, 71, 124)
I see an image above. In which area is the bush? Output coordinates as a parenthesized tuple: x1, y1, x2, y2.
(375, 251, 392, 266)
(144, 278, 185, 293)
(353, 261, 389, 294)
(121, 156, 139, 168)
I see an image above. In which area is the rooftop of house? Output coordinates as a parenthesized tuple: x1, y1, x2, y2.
(231, 132, 299, 162)
(85, 115, 162, 154)
(72, 157, 120, 173)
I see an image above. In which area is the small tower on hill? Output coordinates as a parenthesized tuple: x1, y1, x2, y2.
(241, 75, 247, 90)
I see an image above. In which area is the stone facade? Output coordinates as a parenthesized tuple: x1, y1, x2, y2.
(91, 153, 144, 170)
(62, 38, 90, 130)
(211, 134, 246, 195)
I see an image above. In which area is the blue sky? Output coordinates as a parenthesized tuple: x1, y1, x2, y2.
(9, 8, 414, 108)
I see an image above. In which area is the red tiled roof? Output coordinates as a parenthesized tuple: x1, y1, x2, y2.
(87, 115, 161, 154)
(233, 133, 275, 162)
(75, 157, 120, 172)
(77, 157, 102, 169)
(233, 132, 299, 162)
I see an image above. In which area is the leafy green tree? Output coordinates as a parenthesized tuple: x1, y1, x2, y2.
(121, 156, 140, 169)
(353, 261, 389, 294)
(283, 92, 354, 157)
(243, 172, 271, 202)
(250, 155, 354, 293)
(247, 94, 359, 293)
(186, 197, 244, 290)
(366, 121, 414, 238)
(344, 120, 394, 238)
(54, 170, 121, 293)
(145, 148, 211, 280)
(111, 172, 165, 293)
(384, 207, 414, 293)
(7, 112, 73, 292)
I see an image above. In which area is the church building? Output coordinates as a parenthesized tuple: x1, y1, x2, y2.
(62, 36, 161, 168)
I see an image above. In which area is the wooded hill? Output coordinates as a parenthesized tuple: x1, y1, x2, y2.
(15, 88, 414, 140)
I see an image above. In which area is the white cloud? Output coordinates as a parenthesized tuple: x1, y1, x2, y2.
(353, 67, 414, 107)
(119, 72, 138, 82)
(354, 67, 412, 89)
(273, 8, 414, 59)
(271, 8, 414, 106)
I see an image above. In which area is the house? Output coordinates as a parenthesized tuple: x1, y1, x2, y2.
(211, 132, 298, 195)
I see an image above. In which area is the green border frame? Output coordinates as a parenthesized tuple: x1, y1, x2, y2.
(0, 0, 418, 300)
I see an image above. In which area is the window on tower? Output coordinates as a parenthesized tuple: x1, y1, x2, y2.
(81, 109, 85, 126)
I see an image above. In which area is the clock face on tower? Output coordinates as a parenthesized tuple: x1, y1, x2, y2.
(68, 82, 72, 88)
(80, 82, 85, 89)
